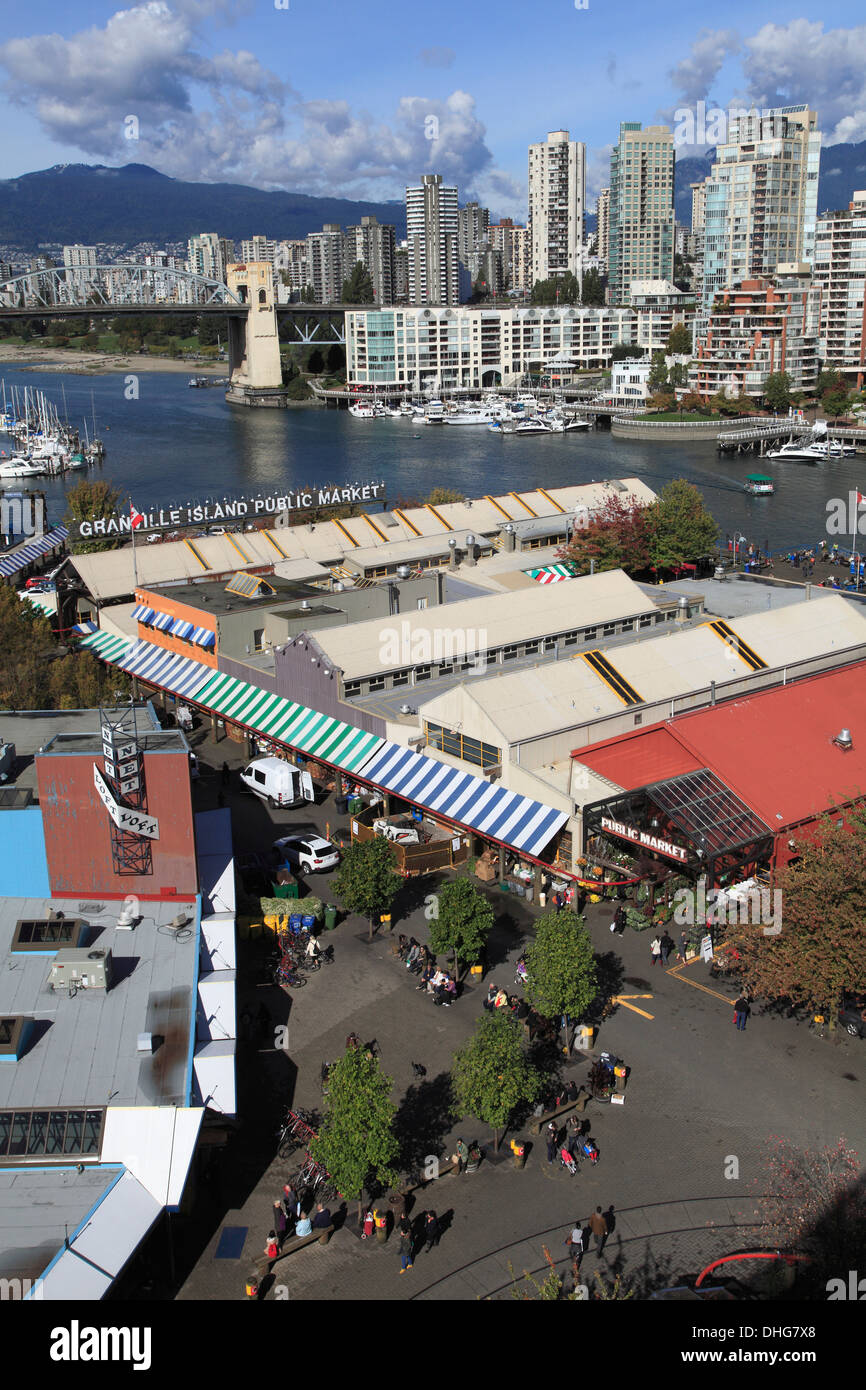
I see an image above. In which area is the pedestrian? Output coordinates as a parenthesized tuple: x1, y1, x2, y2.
(589, 1205, 608, 1254)
(455, 1137, 469, 1174)
(676, 931, 687, 964)
(282, 1181, 299, 1220)
(221, 761, 230, 786)
(733, 994, 751, 1031)
(565, 1222, 585, 1276)
(546, 1121, 559, 1164)
(398, 1218, 414, 1273)
(423, 1210, 440, 1253)
(273, 1201, 288, 1246)
(362, 1208, 374, 1240)
(650, 935, 662, 968)
(263, 1230, 279, 1268)
(614, 904, 627, 935)
(659, 929, 674, 966)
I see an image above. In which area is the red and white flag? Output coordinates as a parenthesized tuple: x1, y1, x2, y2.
(856, 491, 866, 506)
(130, 502, 144, 531)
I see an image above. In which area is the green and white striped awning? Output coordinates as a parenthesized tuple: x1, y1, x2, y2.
(193, 670, 383, 773)
(80, 629, 134, 663)
(524, 563, 577, 584)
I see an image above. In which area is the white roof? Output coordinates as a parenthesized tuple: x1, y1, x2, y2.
(311, 570, 657, 680)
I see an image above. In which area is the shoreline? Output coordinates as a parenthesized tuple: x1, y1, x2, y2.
(0, 345, 228, 376)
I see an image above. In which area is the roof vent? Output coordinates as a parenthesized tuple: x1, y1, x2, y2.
(301, 600, 311, 610)
(834, 728, 853, 751)
(399, 703, 415, 715)
(396, 565, 411, 580)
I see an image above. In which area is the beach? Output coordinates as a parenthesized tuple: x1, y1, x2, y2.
(0, 345, 227, 376)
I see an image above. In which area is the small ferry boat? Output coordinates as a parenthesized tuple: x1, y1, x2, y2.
(744, 473, 775, 495)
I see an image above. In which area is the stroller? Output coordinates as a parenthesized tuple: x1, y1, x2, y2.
(559, 1146, 578, 1175)
(576, 1135, 599, 1165)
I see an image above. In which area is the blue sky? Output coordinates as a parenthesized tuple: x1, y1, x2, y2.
(1, 0, 864, 216)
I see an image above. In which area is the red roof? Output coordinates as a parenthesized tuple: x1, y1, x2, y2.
(575, 726, 703, 789)
(576, 662, 866, 831)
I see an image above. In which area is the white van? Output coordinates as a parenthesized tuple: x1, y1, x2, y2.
(239, 757, 315, 809)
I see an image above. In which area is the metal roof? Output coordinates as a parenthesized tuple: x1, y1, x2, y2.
(645, 768, 772, 859)
(0, 1166, 118, 1283)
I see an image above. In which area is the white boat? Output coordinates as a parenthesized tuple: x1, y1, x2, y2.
(348, 401, 376, 418)
(810, 439, 854, 458)
(0, 457, 46, 478)
(443, 406, 502, 426)
(744, 473, 775, 495)
(514, 416, 554, 434)
(424, 401, 446, 424)
(765, 439, 829, 462)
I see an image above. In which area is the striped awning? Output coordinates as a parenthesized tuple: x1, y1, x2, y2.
(151, 611, 174, 631)
(132, 604, 156, 624)
(116, 640, 214, 700)
(79, 629, 134, 664)
(0, 525, 68, 579)
(170, 618, 194, 639)
(193, 670, 383, 773)
(357, 741, 568, 857)
(71, 619, 97, 635)
(524, 563, 576, 584)
(22, 592, 57, 615)
(191, 627, 216, 648)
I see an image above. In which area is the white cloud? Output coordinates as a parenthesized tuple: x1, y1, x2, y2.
(667, 28, 741, 108)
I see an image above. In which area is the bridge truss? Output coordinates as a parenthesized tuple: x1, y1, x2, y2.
(0, 264, 246, 311)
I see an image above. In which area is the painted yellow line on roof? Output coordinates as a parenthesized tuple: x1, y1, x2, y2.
(184, 538, 209, 570)
(509, 492, 537, 517)
(424, 503, 450, 529)
(582, 649, 644, 706)
(394, 508, 422, 537)
(485, 494, 513, 520)
(331, 517, 360, 547)
(227, 532, 252, 564)
(262, 531, 288, 558)
(704, 619, 767, 672)
(362, 513, 389, 542)
(537, 487, 566, 513)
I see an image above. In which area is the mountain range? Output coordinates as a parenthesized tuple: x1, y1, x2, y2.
(1, 145, 865, 253)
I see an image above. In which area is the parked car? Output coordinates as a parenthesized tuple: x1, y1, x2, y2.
(272, 834, 340, 874)
(145, 533, 162, 544)
(25, 576, 53, 591)
(838, 991, 866, 1038)
(372, 816, 421, 845)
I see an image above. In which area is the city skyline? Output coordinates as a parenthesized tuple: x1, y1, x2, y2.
(0, 2, 864, 219)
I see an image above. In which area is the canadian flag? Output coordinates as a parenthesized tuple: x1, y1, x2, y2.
(856, 491, 866, 506)
(130, 502, 144, 531)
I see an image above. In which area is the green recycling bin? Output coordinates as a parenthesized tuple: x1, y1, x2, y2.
(324, 904, 337, 930)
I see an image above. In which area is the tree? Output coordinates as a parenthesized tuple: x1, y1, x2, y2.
(331, 835, 399, 940)
(451, 1010, 541, 1151)
(64, 478, 124, 554)
(301, 283, 317, 303)
(0, 587, 129, 710)
(341, 261, 375, 304)
(822, 389, 851, 419)
(647, 478, 718, 571)
(648, 351, 668, 391)
(428, 878, 494, 981)
(326, 344, 345, 374)
(763, 371, 792, 413)
(752, 1138, 866, 1294)
(580, 269, 605, 306)
(309, 1046, 399, 1222)
(530, 273, 580, 305)
(610, 343, 643, 362)
(425, 487, 465, 505)
(524, 911, 597, 1052)
(667, 323, 692, 355)
(197, 314, 228, 347)
(668, 362, 688, 389)
(727, 809, 866, 1017)
(307, 347, 325, 374)
(558, 491, 653, 577)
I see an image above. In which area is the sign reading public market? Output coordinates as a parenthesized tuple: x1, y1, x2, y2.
(73, 480, 387, 539)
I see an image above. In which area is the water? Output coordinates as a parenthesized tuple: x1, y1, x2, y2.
(1, 362, 861, 553)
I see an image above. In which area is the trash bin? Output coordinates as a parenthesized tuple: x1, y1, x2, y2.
(324, 904, 337, 930)
(511, 1141, 526, 1170)
(302, 914, 316, 931)
(349, 796, 363, 815)
(335, 796, 348, 815)
(289, 914, 302, 935)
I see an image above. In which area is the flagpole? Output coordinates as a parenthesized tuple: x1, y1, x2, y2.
(129, 495, 139, 591)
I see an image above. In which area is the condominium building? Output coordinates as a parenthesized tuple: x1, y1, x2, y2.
(629, 280, 694, 352)
(467, 245, 503, 296)
(814, 192, 866, 386)
(510, 226, 532, 291)
(62, 244, 98, 297)
(343, 215, 397, 305)
(689, 268, 821, 398)
(345, 304, 636, 389)
(701, 105, 820, 312)
(528, 130, 585, 286)
(187, 233, 234, 284)
(596, 188, 610, 269)
(608, 123, 675, 305)
(305, 224, 344, 303)
(489, 219, 519, 282)
(394, 244, 409, 304)
(458, 203, 491, 267)
(274, 239, 308, 299)
(240, 236, 276, 266)
(406, 175, 460, 306)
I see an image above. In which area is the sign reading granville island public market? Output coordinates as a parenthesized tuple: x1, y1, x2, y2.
(73, 480, 387, 539)
(600, 816, 688, 864)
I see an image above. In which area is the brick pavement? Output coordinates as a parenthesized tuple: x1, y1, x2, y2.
(176, 732, 866, 1301)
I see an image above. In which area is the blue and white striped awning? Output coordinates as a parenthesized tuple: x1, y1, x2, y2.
(0, 525, 68, 579)
(192, 627, 216, 648)
(357, 742, 568, 858)
(132, 604, 156, 624)
(170, 618, 194, 639)
(151, 611, 174, 631)
(71, 619, 97, 635)
(116, 640, 214, 700)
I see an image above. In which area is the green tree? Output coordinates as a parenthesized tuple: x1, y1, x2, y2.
(326, 344, 345, 374)
(197, 314, 228, 347)
(763, 371, 792, 413)
(309, 1046, 399, 1221)
(451, 1010, 541, 1151)
(300, 283, 317, 303)
(0, 587, 129, 710)
(530, 273, 580, 306)
(285, 375, 311, 400)
(424, 487, 465, 505)
(307, 347, 325, 374)
(64, 478, 124, 554)
(580, 269, 606, 306)
(822, 389, 851, 419)
(667, 323, 692, 355)
(524, 911, 597, 1052)
(428, 878, 494, 981)
(610, 343, 643, 362)
(332, 835, 399, 940)
(728, 809, 866, 1017)
(668, 362, 688, 390)
(342, 261, 375, 304)
(647, 478, 718, 571)
(648, 351, 668, 391)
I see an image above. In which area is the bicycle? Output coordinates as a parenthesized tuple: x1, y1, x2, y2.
(275, 959, 307, 988)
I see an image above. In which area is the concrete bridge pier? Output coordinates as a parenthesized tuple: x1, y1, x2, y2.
(224, 262, 289, 408)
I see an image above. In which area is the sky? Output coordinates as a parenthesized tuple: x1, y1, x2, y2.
(0, 0, 864, 218)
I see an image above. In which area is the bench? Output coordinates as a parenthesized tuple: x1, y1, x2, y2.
(529, 1089, 590, 1135)
(256, 1225, 333, 1276)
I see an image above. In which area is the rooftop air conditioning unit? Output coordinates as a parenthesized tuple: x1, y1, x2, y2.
(48, 948, 113, 992)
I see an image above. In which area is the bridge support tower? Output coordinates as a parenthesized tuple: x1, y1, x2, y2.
(224, 262, 288, 407)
